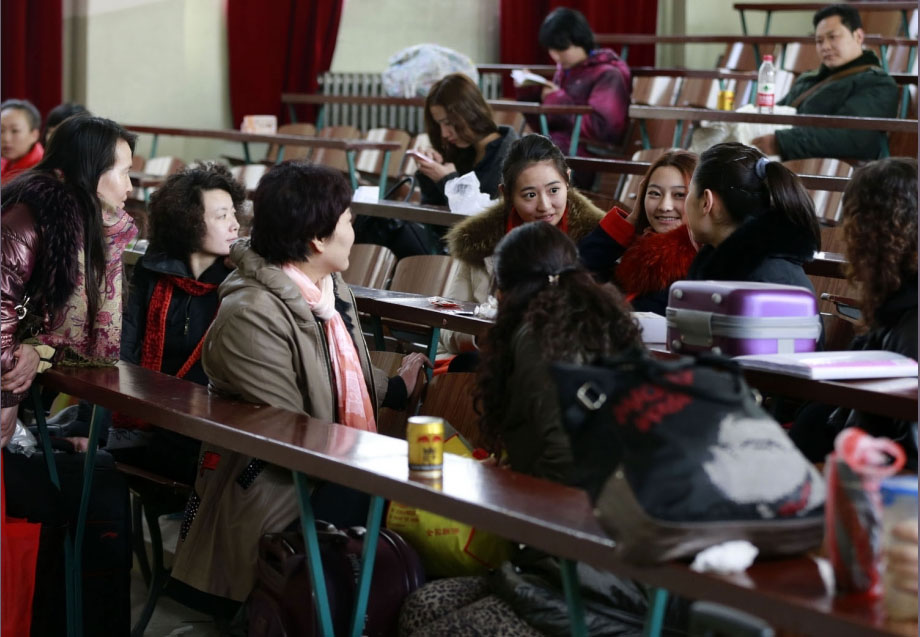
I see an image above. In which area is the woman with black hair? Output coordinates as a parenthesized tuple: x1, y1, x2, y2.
(515, 7, 631, 155)
(683, 142, 821, 290)
(114, 163, 245, 482)
(400, 223, 688, 636)
(0, 114, 136, 445)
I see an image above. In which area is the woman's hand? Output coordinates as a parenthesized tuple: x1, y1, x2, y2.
(1, 344, 40, 395)
(416, 156, 458, 183)
(1, 406, 18, 448)
(398, 352, 431, 396)
(541, 83, 560, 99)
(624, 205, 642, 227)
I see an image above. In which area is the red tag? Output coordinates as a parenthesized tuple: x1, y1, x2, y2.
(200, 451, 221, 475)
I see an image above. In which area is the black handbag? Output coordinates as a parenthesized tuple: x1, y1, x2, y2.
(552, 349, 826, 564)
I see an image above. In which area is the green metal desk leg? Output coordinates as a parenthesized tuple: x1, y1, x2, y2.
(639, 120, 651, 150)
(276, 145, 286, 164)
(31, 387, 77, 637)
(739, 9, 748, 35)
(672, 120, 685, 148)
(71, 404, 107, 637)
(150, 133, 159, 158)
(348, 495, 385, 637)
(288, 103, 298, 123)
(372, 316, 385, 351)
(559, 559, 587, 637)
(378, 151, 392, 199)
(317, 106, 326, 131)
(426, 328, 439, 380)
(901, 10, 911, 37)
(879, 45, 889, 73)
(293, 472, 335, 637)
(642, 587, 670, 637)
(242, 142, 251, 165)
(539, 113, 550, 137)
(569, 115, 583, 156)
(347, 150, 359, 191)
(763, 11, 772, 35)
(621, 44, 630, 62)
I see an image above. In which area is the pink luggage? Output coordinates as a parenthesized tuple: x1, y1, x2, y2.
(666, 281, 820, 356)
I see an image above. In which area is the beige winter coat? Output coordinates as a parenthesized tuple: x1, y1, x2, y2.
(439, 189, 606, 353)
(171, 239, 388, 601)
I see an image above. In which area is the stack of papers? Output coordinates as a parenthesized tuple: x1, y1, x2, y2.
(733, 350, 919, 380)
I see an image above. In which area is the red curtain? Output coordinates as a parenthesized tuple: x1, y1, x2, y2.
(227, 0, 344, 126)
(500, 1, 659, 69)
(1, 0, 63, 121)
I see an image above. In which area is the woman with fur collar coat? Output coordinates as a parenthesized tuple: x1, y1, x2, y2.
(440, 135, 604, 354)
(579, 150, 698, 315)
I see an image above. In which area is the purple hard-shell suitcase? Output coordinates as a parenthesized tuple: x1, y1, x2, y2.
(666, 281, 821, 356)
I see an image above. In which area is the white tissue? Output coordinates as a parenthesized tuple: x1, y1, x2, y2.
(690, 540, 759, 574)
(445, 172, 494, 216)
(352, 186, 380, 203)
(474, 295, 498, 319)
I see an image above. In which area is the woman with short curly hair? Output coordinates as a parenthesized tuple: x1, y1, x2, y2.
(791, 157, 918, 469)
(117, 162, 244, 481)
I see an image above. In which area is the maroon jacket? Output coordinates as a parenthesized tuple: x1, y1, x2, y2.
(517, 48, 631, 154)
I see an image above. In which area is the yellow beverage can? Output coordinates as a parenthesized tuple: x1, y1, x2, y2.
(407, 416, 444, 475)
(718, 89, 735, 111)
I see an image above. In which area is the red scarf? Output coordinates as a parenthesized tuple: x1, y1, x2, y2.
(140, 275, 219, 377)
(0, 142, 44, 182)
(115, 275, 217, 430)
(505, 205, 570, 235)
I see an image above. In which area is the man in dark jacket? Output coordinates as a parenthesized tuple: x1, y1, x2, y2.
(751, 4, 898, 161)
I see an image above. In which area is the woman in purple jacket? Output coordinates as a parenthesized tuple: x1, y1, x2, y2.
(516, 7, 631, 156)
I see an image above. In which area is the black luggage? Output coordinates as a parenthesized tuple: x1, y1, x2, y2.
(3, 447, 132, 636)
(248, 522, 425, 637)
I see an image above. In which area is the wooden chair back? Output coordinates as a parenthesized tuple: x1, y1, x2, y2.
(265, 123, 316, 163)
(626, 75, 682, 155)
(677, 77, 720, 109)
(781, 42, 820, 74)
(617, 148, 669, 209)
(231, 163, 267, 192)
(311, 125, 360, 172)
(863, 10, 909, 37)
(342, 243, 397, 289)
(782, 158, 854, 224)
(418, 372, 483, 449)
(811, 225, 858, 318)
(720, 42, 781, 71)
(355, 128, 411, 178)
(389, 255, 460, 297)
(890, 84, 918, 155)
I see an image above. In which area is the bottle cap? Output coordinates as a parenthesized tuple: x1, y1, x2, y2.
(762, 55, 774, 62)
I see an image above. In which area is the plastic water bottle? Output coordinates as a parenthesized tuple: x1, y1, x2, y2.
(756, 55, 776, 114)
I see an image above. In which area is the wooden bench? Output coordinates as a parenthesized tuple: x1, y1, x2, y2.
(39, 361, 916, 637)
(279, 93, 594, 155)
(733, 2, 917, 37)
(124, 124, 403, 194)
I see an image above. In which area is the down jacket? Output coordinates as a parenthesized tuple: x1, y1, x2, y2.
(170, 239, 390, 601)
(440, 189, 605, 353)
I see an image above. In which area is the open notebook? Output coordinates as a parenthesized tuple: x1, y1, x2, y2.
(733, 350, 919, 380)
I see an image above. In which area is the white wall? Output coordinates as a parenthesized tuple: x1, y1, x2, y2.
(331, 0, 500, 72)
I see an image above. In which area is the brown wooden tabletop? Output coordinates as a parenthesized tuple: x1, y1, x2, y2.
(124, 124, 402, 151)
(596, 33, 917, 47)
(350, 200, 470, 227)
(351, 285, 492, 336)
(281, 94, 594, 116)
(804, 251, 847, 279)
(628, 105, 917, 133)
(39, 362, 915, 637)
(734, 2, 918, 13)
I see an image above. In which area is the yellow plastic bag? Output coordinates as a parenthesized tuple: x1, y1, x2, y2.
(386, 433, 512, 576)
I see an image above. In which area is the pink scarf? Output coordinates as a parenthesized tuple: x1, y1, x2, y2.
(282, 265, 376, 432)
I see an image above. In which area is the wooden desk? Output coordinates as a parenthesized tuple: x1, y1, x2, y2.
(280, 94, 594, 155)
(733, 2, 917, 37)
(350, 199, 469, 227)
(125, 124, 402, 193)
(40, 362, 914, 637)
(805, 251, 847, 279)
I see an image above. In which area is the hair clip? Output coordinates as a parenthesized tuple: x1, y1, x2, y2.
(755, 157, 770, 180)
(547, 274, 560, 286)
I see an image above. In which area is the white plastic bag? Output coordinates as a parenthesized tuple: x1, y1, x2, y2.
(382, 44, 478, 98)
(688, 104, 796, 161)
(445, 172, 493, 216)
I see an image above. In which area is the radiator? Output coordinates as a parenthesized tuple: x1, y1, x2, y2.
(318, 72, 504, 134)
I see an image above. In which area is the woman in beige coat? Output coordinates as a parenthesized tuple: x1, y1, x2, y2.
(171, 162, 427, 610)
(440, 134, 606, 355)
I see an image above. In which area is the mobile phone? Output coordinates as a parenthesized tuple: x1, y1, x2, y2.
(406, 149, 435, 163)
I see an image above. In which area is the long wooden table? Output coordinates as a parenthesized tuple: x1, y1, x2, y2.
(125, 124, 403, 193)
(39, 361, 916, 637)
(280, 93, 594, 155)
